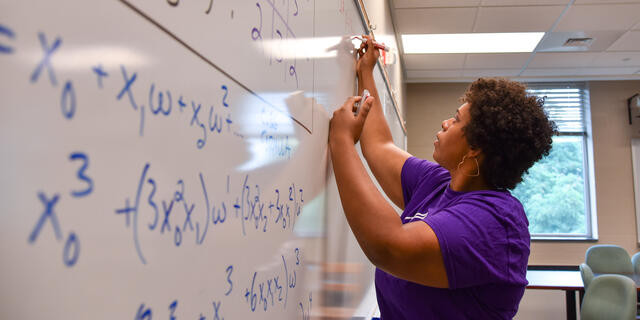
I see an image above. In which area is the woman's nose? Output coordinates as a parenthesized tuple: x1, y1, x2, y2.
(441, 118, 451, 130)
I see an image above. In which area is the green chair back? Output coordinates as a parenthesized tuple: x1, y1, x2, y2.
(580, 263, 594, 290)
(585, 245, 633, 274)
(631, 252, 640, 275)
(580, 274, 637, 320)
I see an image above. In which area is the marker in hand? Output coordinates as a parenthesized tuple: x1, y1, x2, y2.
(354, 89, 370, 116)
(352, 36, 390, 52)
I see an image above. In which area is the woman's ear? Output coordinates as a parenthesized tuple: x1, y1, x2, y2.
(467, 148, 482, 159)
(466, 149, 485, 167)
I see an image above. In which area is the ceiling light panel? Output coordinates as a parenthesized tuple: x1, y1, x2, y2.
(402, 33, 545, 54)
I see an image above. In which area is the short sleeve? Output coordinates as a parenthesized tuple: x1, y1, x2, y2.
(401, 157, 448, 205)
(422, 196, 529, 289)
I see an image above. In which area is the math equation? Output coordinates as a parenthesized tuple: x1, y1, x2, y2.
(121, 0, 316, 122)
(0, 0, 325, 315)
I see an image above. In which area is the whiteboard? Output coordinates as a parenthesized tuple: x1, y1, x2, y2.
(0, 0, 405, 318)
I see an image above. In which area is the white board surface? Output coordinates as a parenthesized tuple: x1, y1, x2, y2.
(0, 0, 405, 318)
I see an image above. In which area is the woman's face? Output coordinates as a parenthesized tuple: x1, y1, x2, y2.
(433, 102, 473, 170)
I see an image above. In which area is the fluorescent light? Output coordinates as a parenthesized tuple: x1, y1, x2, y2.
(402, 32, 545, 54)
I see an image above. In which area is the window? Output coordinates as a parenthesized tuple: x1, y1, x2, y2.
(511, 83, 596, 239)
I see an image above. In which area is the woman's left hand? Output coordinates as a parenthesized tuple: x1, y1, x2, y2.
(329, 95, 373, 145)
(356, 35, 379, 76)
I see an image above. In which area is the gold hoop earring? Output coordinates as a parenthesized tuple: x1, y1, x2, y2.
(457, 155, 480, 177)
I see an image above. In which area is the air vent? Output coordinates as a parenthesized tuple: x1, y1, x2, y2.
(563, 37, 594, 47)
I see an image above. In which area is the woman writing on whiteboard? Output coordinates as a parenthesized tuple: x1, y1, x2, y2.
(329, 35, 555, 319)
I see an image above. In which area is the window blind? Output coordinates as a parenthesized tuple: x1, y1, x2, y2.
(526, 83, 587, 133)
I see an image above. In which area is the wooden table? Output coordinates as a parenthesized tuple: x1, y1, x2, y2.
(525, 268, 584, 320)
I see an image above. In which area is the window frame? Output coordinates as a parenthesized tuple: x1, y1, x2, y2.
(523, 82, 598, 241)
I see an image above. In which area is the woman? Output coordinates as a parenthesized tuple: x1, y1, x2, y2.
(328, 36, 555, 319)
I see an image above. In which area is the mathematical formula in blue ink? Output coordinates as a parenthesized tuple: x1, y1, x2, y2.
(250, 0, 307, 88)
(115, 162, 304, 265)
(132, 247, 311, 318)
(164, 0, 308, 89)
(9, 24, 305, 271)
(116, 64, 237, 148)
(28, 151, 93, 267)
(135, 298, 225, 320)
(0, 24, 16, 54)
(3, 6, 320, 317)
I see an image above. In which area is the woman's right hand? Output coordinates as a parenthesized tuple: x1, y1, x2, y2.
(356, 35, 380, 76)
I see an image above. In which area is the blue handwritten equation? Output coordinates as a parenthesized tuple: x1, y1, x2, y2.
(250, 0, 311, 88)
(8, 23, 91, 267)
(27, 151, 92, 267)
(115, 162, 304, 265)
(4, 16, 314, 318)
(115, 64, 238, 149)
(259, 106, 295, 160)
(4, 25, 239, 268)
(0, 24, 15, 54)
(2, 21, 300, 268)
(159, 0, 310, 89)
(135, 297, 226, 320)
(134, 249, 312, 319)
(242, 249, 312, 319)
(4, 26, 239, 151)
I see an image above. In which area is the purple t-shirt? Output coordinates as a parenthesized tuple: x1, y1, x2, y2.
(375, 157, 530, 319)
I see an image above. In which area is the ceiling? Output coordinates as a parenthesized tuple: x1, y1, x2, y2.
(390, 0, 640, 82)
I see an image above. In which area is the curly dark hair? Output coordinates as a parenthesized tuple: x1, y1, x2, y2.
(462, 78, 557, 190)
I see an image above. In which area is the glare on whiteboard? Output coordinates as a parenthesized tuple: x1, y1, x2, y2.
(237, 137, 300, 171)
(262, 36, 358, 59)
(235, 93, 298, 171)
(21, 46, 152, 70)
